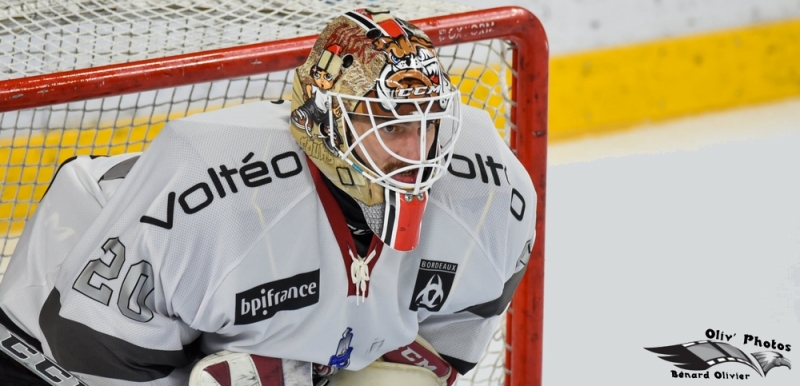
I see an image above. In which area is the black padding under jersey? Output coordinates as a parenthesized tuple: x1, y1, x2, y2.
(441, 353, 477, 375)
(99, 155, 140, 182)
(41, 156, 78, 199)
(458, 266, 527, 318)
(458, 239, 532, 318)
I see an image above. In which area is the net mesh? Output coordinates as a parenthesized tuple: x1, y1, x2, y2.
(0, 1, 517, 384)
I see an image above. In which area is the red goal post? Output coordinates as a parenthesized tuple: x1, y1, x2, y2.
(0, 6, 547, 386)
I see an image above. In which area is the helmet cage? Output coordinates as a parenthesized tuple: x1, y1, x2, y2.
(323, 87, 462, 196)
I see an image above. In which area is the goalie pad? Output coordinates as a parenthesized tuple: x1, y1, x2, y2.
(323, 361, 441, 386)
(189, 350, 312, 386)
(323, 335, 457, 386)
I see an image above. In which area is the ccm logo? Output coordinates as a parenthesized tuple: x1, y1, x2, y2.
(383, 341, 450, 378)
(387, 85, 443, 98)
(401, 346, 440, 373)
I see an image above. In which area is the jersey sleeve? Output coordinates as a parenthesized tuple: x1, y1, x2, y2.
(0, 153, 141, 342)
(418, 105, 537, 375)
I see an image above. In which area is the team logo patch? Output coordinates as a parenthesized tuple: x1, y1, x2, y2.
(328, 327, 355, 369)
(235, 269, 320, 325)
(409, 259, 457, 312)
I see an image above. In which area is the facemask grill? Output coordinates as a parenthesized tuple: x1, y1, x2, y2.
(324, 87, 462, 196)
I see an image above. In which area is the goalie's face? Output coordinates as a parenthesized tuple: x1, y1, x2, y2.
(330, 88, 462, 196)
(348, 114, 436, 185)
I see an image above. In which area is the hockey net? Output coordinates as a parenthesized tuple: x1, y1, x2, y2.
(0, 1, 547, 385)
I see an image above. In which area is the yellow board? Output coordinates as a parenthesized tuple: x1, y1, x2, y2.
(549, 18, 800, 141)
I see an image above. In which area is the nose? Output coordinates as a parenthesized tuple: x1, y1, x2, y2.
(390, 122, 426, 160)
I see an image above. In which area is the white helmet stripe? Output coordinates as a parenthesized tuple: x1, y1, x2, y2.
(343, 11, 383, 34)
(381, 189, 397, 247)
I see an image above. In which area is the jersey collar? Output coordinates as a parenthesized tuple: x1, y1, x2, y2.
(307, 157, 384, 300)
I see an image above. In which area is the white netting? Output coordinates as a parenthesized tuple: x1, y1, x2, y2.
(0, 1, 518, 384)
(1, 0, 479, 78)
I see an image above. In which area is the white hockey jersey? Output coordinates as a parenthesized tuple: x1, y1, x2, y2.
(0, 101, 536, 385)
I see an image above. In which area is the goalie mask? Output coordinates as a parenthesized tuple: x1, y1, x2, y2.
(291, 9, 461, 251)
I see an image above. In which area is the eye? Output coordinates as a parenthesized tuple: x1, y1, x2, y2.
(390, 53, 401, 64)
(324, 74, 333, 81)
(382, 125, 398, 133)
(313, 72, 321, 79)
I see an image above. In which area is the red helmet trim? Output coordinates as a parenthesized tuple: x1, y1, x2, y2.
(377, 19, 405, 38)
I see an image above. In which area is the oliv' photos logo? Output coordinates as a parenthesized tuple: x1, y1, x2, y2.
(645, 328, 791, 380)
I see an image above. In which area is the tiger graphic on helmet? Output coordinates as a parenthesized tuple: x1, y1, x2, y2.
(353, 14, 452, 117)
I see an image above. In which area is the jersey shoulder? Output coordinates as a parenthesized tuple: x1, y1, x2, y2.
(179, 100, 292, 130)
(133, 99, 313, 238)
(105, 100, 313, 225)
(429, 104, 536, 277)
(159, 100, 296, 152)
(444, 104, 534, 185)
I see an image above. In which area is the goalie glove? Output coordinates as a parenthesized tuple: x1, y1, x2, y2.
(189, 350, 313, 386)
(322, 335, 457, 386)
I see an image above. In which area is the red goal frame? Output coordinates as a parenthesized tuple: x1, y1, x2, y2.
(0, 6, 547, 386)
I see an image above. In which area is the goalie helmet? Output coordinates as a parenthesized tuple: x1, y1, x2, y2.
(291, 9, 461, 251)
